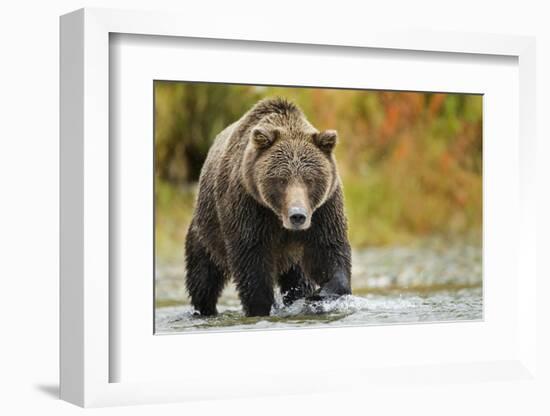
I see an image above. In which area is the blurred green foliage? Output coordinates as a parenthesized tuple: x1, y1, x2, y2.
(155, 82, 260, 183)
(155, 81, 482, 262)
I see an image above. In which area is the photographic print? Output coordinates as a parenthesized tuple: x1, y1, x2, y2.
(154, 82, 482, 334)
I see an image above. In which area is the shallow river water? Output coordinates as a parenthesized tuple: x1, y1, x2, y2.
(155, 237, 482, 334)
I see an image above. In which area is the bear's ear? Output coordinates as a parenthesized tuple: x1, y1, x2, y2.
(251, 127, 279, 149)
(313, 130, 338, 153)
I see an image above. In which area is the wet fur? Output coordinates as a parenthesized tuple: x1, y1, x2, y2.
(185, 98, 352, 317)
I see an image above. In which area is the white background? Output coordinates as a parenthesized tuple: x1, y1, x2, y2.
(1, 1, 549, 415)
(112, 34, 519, 383)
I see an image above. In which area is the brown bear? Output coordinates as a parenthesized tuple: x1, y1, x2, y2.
(185, 97, 352, 317)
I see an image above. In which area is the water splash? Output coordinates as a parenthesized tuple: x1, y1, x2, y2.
(155, 287, 482, 333)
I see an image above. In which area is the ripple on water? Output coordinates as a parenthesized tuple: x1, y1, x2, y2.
(155, 287, 482, 334)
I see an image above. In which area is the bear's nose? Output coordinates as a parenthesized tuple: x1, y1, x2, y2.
(288, 207, 307, 226)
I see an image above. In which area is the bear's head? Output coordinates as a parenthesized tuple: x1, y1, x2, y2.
(242, 122, 339, 231)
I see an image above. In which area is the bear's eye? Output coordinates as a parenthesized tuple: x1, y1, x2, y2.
(270, 177, 286, 187)
(303, 177, 314, 186)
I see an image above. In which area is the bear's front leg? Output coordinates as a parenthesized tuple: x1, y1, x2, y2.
(185, 228, 228, 316)
(304, 248, 351, 301)
(230, 247, 275, 317)
(303, 189, 352, 301)
(307, 269, 351, 301)
(235, 270, 275, 316)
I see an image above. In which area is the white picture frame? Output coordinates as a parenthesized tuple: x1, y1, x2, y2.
(60, 7, 538, 407)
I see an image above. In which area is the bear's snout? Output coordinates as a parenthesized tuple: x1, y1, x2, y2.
(282, 182, 312, 230)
